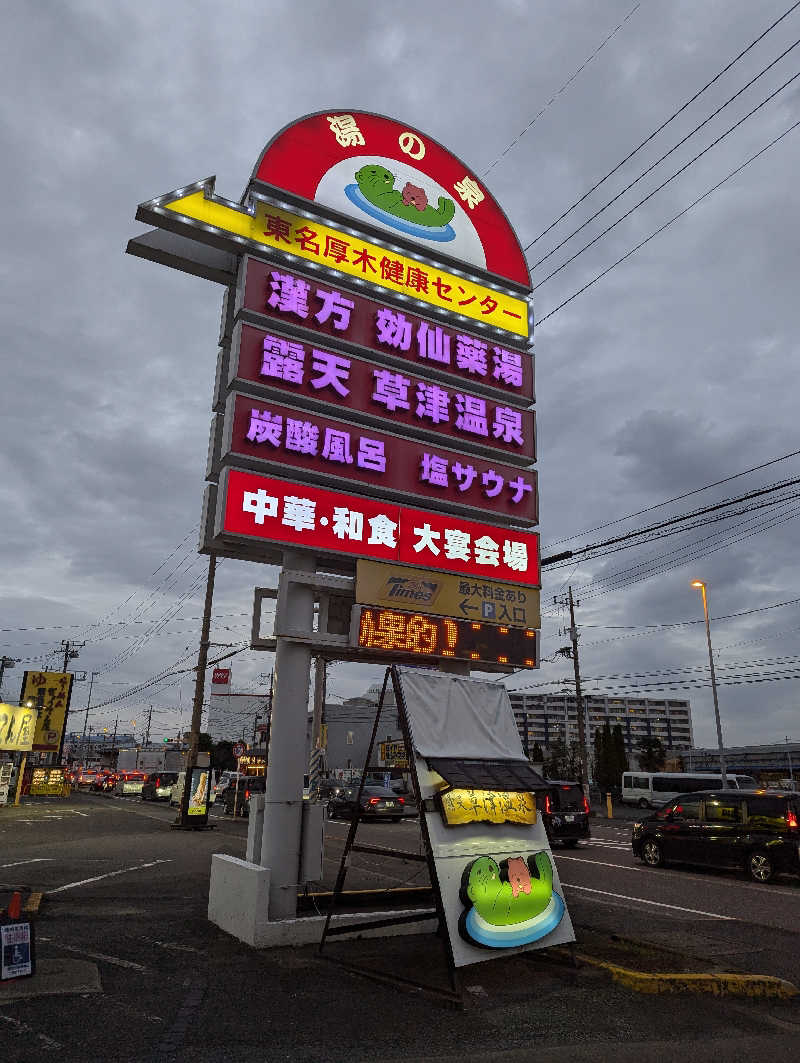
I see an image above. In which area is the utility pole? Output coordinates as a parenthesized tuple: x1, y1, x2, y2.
(177, 553, 217, 829)
(0, 655, 16, 700)
(555, 587, 588, 793)
(82, 672, 97, 764)
(60, 640, 85, 674)
(144, 705, 153, 746)
(259, 670, 274, 759)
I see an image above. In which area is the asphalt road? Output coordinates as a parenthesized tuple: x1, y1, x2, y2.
(1, 793, 798, 1062)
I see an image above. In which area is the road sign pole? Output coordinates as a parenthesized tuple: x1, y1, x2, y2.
(260, 550, 316, 919)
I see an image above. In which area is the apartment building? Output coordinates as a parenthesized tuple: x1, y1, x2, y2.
(509, 692, 694, 756)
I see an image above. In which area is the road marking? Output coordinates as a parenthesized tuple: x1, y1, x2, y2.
(556, 856, 640, 871)
(0, 1015, 63, 1050)
(48, 859, 172, 894)
(0, 858, 53, 869)
(561, 881, 737, 920)
(37, 937, 148, 972)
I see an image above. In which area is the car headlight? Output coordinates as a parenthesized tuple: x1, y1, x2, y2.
(633, 822, 642, 831)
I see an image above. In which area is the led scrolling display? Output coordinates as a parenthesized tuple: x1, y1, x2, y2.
(355, 607, 538, 668)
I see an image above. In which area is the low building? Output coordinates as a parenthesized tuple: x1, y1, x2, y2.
(682, 741, 798, 783)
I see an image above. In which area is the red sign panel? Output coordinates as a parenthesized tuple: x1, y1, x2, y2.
(230, 322, 535, 459)
(250, 111, 531, 288)
(220, 468, 540, 586)
(238, 259, 534, 390)
(212, 668, 231, 685)
(225, 394, 537, 522)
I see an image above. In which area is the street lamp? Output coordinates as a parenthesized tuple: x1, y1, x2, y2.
(691, 580, 728, 787)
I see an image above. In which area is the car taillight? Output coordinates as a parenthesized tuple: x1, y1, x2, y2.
(245, 790, 251, 800)
(544, 794, 551, 814)
(368, 797, 380, 805)
(397, 797, 404, 805)
(583, 796, 590, 814)
(787, 810, 798, 828)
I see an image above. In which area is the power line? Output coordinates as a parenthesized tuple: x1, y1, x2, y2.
(523, 0, 800, 251)
(483, 2, 643, 178)
(542, 448, 800, 549)
(529, 36, 800, 272)
(535, 117, 800, 325)
(533, 68, 800, 290)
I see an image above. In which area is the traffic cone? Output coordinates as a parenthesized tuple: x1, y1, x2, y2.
(8, 891, 22, 919)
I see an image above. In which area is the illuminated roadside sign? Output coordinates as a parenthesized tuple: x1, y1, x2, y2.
(218, 468, 540, 586)
(228, 320, 535, 459)
(353, 607, 539, 668)
(236, 259, 533, 393)
(439, 790, 537, 827)
(250, 111, 531, 287)
(356, 561, 541, 628)
(222, 392, 537, 523)
(0, 703, 38, 752)
(18, 671, 74, 753)
(138, 186, 529, 338)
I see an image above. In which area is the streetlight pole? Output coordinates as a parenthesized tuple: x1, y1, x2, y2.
(691, 580, 728, 787)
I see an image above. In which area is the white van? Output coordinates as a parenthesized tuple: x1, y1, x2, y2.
(622, 771, 757, 808)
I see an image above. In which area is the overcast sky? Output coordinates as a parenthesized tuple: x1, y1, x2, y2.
(2, 0, 799, 755)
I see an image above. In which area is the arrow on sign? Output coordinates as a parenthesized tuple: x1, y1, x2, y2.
(459, 599, 479, 616)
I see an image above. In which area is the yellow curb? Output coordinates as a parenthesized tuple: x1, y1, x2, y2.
(575, 953, 799, 999)
(23, 892, 43, 914)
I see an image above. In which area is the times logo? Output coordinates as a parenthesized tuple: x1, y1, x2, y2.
(385, 576, 441, 604)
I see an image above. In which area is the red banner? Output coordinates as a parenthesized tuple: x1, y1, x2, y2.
(220, 469, 540, 586)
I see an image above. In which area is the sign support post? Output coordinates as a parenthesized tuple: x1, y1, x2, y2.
(261, 551, 316, 919)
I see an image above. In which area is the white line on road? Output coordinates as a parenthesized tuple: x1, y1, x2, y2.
(0, 858, 54, 869)
(561, 881, 737, 919)
(37, 937, 148, 972)
(48, 859, 172, 894)
(556, 856, 640, 871)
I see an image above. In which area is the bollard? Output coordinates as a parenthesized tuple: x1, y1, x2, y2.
(606, 792, 613, 819)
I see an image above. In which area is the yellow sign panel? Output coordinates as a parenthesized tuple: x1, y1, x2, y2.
(440, 789, 537, 826)
(356, 560, 541, 630)
(19, 671, 73, 752)
(379, 740, 408, 766)
(0, 703, 38, 752)
(30, 767, 67, 796)
(163, 190, 529, 338)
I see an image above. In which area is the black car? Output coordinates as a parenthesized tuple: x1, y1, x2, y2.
(541, 780, 591, 847)
(326, 785, 405, 822)
(222, 776, 266, 816)
(632, 789, 800, 883)
(141, 772, 179, 801)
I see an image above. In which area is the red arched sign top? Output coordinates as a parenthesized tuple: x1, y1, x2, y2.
(250, 111, 531, 291)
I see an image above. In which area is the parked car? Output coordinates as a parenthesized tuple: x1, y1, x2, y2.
(632, 789, 800, 883)
(222, 776, 266, 816)
(212, 771, 245, 805)
(326, 785, 406, 822)
(115, 771, 147, 795)
(141, 771, 179, 801)
(541, 780, 591, 848)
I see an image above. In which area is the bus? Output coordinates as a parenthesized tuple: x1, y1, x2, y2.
(622, 771, 757, 808)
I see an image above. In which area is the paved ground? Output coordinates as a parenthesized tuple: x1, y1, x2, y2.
(1, 794, 798, 1062)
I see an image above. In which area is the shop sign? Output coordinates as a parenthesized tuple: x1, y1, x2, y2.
(353, 607, 538, 668)
(223, 393, 537, 523)
(218, 468, 540, 586)
(229, 321, 535, 457)
(237, 259, 533, 390)
(153, 188, 529, 338)
(187, 766, 211, 816)
(379, 740, 407, 765)
(356, 560, 541, 628)
(29, 766, 66, 796)
(250, 112, 531, 288)
(1, 921, 33, 981)
(18, 671, 73, 753)
(439, 789, 537, 827)
(0, 703, 38, 752)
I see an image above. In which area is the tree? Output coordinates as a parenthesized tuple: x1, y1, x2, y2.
(530, 741, 544, 764)
(637, 736, 666, 772)
(612, 724, 629, 783)
(211, 740, 237, 772)
(593, 720, 616, 792)
(197, 732, 214, 752)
